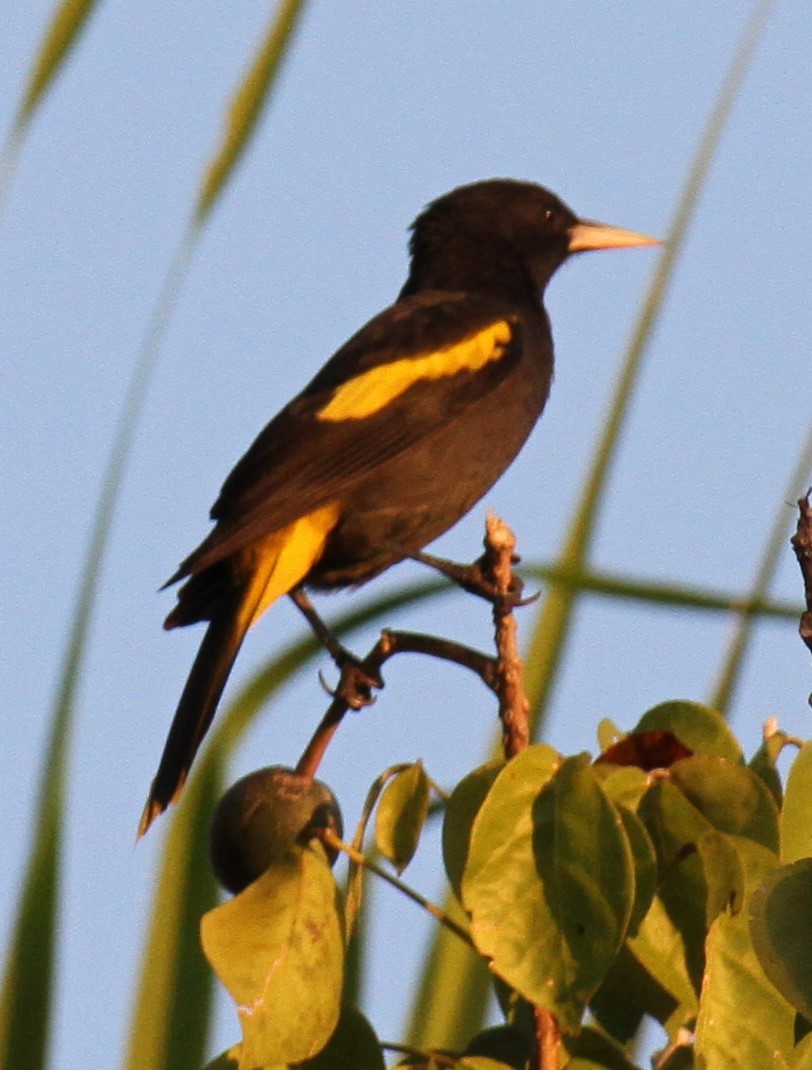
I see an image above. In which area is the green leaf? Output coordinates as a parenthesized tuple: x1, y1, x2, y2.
(627, 895, 698, 1035)
(458, 1059, 516, 1070)
(457, 1058, 516, 1070)
(785, 1032, 812, 1070)
(597, 719, 625, 752)
(750, 859, 812, 1021)
(638, 779, 713, 991)
(695, 910, 795, 1068)
(616, 805, 657, 934)
(597, 764, 657, 938)
(297, 1005, 384, 1069)
(200, 1047, 241, 1070)
(463, 750, 634, 1030)
(638, 755, 779, 1001)
(594, 765, 650, 810)
(669, 756, 779, 851)
(633, 702, 742, 762)
(562, 1023, 640, 1069)
(442, 761, 504, 898)
(780, 743, 812, 862)
(375, 762, 430, 873)
(749, 729, 789, 808)
(696, 830, 744, 924)
(201, 848, 343, 1067)
(464, 1024, 533, 1068)
(591, 942, 677, 1044)
(343, 760, 420, 942)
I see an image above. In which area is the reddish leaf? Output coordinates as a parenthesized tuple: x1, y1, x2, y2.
(596, 730, 694, 771)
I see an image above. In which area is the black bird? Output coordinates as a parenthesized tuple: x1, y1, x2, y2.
(139, 178, 658, 835)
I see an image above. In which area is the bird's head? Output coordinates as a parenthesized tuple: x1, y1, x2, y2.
(405, 178, 660, 300)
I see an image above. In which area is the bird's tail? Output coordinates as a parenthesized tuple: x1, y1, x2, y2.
(137, 601, 248, 838)
(138, 502, 341, 837)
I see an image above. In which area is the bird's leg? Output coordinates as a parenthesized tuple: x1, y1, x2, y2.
(289, 586, 382, 708)
(290, 586, 348, 663)
(410, 548, 536, 610)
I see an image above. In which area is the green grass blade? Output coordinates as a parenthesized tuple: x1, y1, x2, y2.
(18, 0, 100, 128)
(196, 0, 309, 223)
(0, 455, 118, 1067)
(522, 564, 800, 621)
(0, 717, 65, 1070)
(710, 419, 812, 714)
(0, 234, 189, 1068)
(405, 0, 777, 1048)
(405, 918, 493, 1050)
(522, 0, 777, 730)
(1, 0, 100, 214)
(5, 5, 312, 1051)
(0, 759, 63, 1070)
(126, 759, 223, 1070)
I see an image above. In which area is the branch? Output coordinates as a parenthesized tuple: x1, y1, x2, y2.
(481, 511, 532, 758)
(322, 829, 475, 949)
(791, 491, 812, 669)
(295, 628, 499, 779)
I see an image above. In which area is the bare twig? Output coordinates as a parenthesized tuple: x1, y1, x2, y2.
(790, 491, 812, 669)
(296, 627, 499, 778)
(652, 1027, 695, 1069)
(481, 512, 531, 758)
(534, 1007, 561, 1070)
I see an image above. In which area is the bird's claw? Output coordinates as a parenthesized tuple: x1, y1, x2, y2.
(319, 652, 382, 709)
(411, 548, 536, 610)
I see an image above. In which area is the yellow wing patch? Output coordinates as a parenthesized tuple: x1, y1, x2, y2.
(316, 319, 514, 422)
(242, 501, 341, 625)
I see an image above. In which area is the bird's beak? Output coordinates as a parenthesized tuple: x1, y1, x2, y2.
(568, 219, 662, 253)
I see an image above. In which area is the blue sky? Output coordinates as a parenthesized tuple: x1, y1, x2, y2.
(2, 2, 810, 1065)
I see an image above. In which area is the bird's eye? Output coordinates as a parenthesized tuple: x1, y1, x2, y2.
(544, 208, 556, 223)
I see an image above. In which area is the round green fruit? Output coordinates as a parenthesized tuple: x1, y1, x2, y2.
(209, 766, 343, 894)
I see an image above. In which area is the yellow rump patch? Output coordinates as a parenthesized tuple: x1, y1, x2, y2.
(316, 319, 513, 422)
(241, 502, 341, 626)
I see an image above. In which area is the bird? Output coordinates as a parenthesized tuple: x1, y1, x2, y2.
(139, 178, 659, 836)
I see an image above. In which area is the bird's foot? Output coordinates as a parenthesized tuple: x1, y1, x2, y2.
(324, 650, 383, 710)
(410, 548, 538, 611)
(290, 586, 383, 708)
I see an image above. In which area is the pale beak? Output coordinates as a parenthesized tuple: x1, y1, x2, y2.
(568, 219, 662, 253)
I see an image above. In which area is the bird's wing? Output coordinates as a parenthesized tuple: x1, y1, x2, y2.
(170, 291, 526, 580)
